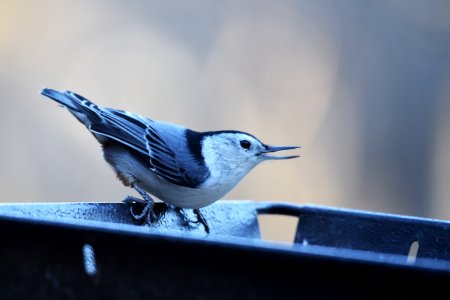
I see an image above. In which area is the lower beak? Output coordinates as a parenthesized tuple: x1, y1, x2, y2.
(259, 145, 300, 160)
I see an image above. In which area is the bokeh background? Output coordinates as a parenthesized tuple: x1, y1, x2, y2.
(1, 0, 449, 240)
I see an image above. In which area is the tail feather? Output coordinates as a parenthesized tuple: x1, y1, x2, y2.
(40, 88, 79, 111)
(41, 87, 149, 155)
(41, 88, 102, 125)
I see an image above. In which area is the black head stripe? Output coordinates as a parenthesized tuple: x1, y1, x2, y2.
(185, 129, 205, 166)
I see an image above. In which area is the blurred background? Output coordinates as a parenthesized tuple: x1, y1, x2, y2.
(0, 0, 449, 240)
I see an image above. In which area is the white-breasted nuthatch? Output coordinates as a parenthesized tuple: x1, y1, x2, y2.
(41, 88, 299, 232)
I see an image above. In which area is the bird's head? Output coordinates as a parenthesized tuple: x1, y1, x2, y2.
(200, 131, 299, 185)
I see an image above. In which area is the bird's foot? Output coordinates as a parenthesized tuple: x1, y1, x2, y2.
(174, 208, 209, 233)
(123, 195, 156, 223)
(122, 195, 147, 206)
(123, 183, 172, 224)
(193, 209, 210, 233)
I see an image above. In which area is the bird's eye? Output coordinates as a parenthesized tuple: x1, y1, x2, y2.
(240, 140, 251, 150)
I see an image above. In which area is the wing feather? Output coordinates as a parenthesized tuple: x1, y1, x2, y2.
(89, 109, 196, 187)
(43, 89, 203, 187)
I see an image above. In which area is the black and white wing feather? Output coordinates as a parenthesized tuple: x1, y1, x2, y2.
(41, 88, 206, 188)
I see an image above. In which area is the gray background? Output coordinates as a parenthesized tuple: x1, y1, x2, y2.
(1, 0, 449, 240)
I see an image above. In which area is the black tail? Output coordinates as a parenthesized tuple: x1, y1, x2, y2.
(41, 88, 149, 154)
(40, 88, 103, 125)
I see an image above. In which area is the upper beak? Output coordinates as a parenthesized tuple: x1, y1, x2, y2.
(259, 145, 300, 160)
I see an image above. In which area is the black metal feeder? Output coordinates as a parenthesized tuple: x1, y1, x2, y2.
(1, 200, 449, 299)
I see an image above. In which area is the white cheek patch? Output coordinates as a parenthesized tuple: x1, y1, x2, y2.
(201, 137, 223, 179)
(201, 135, 260, 190)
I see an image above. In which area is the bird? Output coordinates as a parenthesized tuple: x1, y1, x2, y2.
(41, 88, 299, 233)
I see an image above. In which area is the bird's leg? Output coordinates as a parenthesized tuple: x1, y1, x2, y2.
(122, 195, 149, 221)
(173, 207, 209, 233)
(122, 195, 146, 206)
(193, 209, 210, 233)
(122, 184, 157, 223)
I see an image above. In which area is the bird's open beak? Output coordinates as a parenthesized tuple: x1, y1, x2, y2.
(259, 145, 300, 160)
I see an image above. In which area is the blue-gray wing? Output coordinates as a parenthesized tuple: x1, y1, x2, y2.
(42, 89, 204, 188)
(89, 108, 201, 188)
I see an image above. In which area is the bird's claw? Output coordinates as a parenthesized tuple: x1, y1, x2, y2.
(124, 196, 209, 233)
(122, 195, 146, 206)
(193, 209, 210, 233)
(175, 208, 209, 233)
(123, 195, 157, 223)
